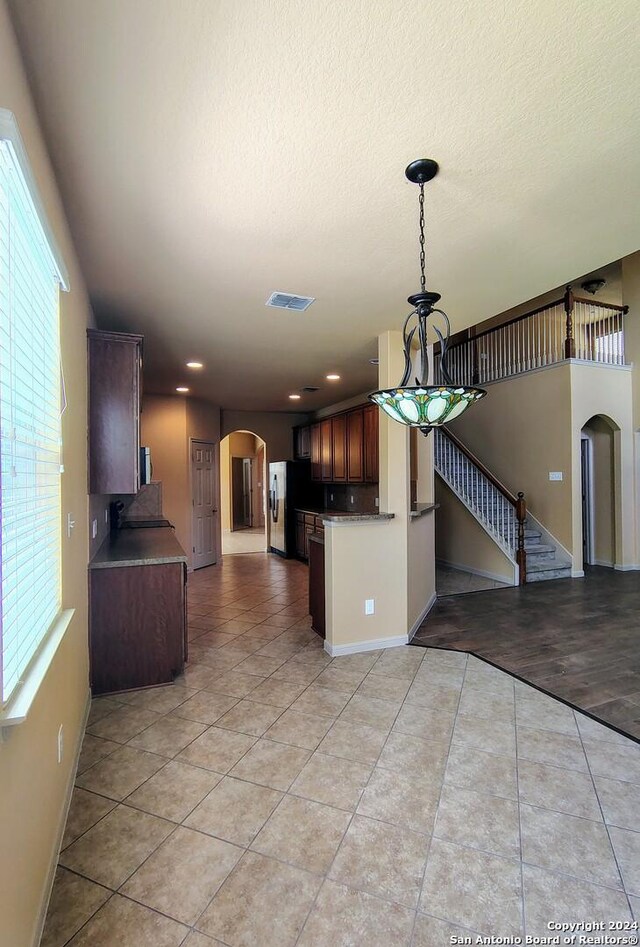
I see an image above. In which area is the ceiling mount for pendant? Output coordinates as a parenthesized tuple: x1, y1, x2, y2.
(368, 158, 486, 436)
(405, 158, 439, 184)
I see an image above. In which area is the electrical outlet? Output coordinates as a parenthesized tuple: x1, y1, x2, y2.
(350, 495, 354, 504)
(104, 508, 109, 523)
(92, 519, 98, 539)
(57, 725, 64, 764)
(365, 599, 375, 615)
(549, 471, 563, 481)
(66, 513, 75, 537)
(374, 497, 379, 508)
(330, 493, 334, 501)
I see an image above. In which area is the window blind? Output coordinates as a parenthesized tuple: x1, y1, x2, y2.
(0, 137, 63, 705)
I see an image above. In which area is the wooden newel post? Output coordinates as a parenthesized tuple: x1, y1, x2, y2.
(515, 491, 527, 585)
(564, 285, 575, 359)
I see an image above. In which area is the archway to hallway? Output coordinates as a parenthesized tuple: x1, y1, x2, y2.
(580, 414, 619, 569)
(220, 430, 267, 555)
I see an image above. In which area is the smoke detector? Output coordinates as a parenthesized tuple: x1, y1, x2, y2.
(266, 292, 315, 311)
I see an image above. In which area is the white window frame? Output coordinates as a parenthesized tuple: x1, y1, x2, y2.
(0, 108, 73, 735)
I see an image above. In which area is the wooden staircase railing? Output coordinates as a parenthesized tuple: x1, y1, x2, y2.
(434, 286, 628, 386)
(439, 427, 528, 585)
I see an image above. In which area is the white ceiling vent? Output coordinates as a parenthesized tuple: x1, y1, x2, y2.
(266, 291, 315, 312)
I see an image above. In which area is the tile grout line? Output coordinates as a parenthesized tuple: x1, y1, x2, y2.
(408, 648, 467, 945)
(572, 705, 636, 916)
(291, 646, 427, 946)
(513, 665, 527, 941)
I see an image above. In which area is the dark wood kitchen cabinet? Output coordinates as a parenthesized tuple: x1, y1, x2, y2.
(308, 533, 325, 638)
(89, 560, 187, 695)
(294, 424, 311, 460)
(320, 419, 333, 481)
(364, 403, 379, 482)
(310, 403, 379, 484)
(331, 415, 347, 482)
(347, 408, 364, 482)
(88, 329, 143, 495)
(310, 423, 321, 480)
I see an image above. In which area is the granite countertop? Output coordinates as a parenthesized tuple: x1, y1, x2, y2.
(90, 527, 187, 569)
(295, 507, 394, 523)
(409, 502, 440, 519)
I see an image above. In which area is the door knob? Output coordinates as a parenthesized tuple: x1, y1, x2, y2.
(212, 508, 218, 513)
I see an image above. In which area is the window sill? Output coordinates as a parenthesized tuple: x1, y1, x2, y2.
(1, 608, 75, 736)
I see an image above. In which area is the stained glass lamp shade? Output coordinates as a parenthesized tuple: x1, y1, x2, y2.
(368, 159, 486, 435)
(371, 385, 485, 428)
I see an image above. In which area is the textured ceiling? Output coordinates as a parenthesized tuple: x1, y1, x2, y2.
(8, 0, 640, 411)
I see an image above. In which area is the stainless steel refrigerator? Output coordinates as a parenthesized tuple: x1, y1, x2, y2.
(268, 461, 288, 556)
(268, 461, 322, 557)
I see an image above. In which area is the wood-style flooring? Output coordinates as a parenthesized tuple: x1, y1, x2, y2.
(412, 567, 640, 741)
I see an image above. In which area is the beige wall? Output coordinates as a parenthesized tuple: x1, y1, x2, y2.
(141, 395, 221, 568)
(451, 362, 574, 551)
(569, 362, 635, 571)
(0, 5, 94, 944)
(407, 512, 437, 631)
(221, 410, 308, 462)
(141, 395, 190, 555)
(582, 418, 615, 566)
(314, 392, 370, 419)
(324, 332, 436, 652)
(621, 251, 640, 567)
(220, 431, 264, 533)
(435, 479, 515, 583)
(449, 357, 635, 573)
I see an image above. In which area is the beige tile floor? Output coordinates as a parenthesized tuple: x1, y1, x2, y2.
(42, 555, 640, 946)
(221, 527, 266, 556)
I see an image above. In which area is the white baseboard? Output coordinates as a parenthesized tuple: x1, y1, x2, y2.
(593, 559, 614, 568)
(408, 591, 437, 642)
(436, 558, 515, 586)
(614, 563, 640, 572)
(32, 689, 91, 947)
(324, 633, 408, 657)
(571, 569, 585, 578)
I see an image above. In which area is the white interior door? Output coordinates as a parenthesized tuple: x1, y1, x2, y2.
(191, 440, 217, 569)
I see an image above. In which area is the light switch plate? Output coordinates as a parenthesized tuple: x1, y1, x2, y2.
(549, 471, 563, 481)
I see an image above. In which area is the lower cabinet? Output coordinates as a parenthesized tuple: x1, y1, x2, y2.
(295, 511, 325, 560)
(308, 534, 325, 638)
(90, 561, 187, 695)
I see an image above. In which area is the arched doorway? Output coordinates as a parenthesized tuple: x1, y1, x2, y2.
(220, 430, 267, 554)
(580, 414, 619, 567)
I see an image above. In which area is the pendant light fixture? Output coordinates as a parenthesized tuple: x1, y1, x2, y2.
(369, 159, 486, 435)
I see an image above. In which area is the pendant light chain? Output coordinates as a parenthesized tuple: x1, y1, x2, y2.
(418, 183, 426, 293)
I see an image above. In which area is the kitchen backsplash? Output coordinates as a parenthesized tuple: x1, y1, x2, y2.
(323, 483, 379, 514)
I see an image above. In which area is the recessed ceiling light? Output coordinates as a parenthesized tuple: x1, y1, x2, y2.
(176, 386, 189, 393)
(186, 361, 203, 369)
(326, 374, 341, 381)
(289, 394, 301, 400)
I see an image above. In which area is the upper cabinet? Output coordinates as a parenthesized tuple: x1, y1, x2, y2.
(88, 329, 143, 494)
(310, 403, 378, 484)
(331, 415, 347, 482)
(293, 424, 311, 460)
(347, 408, 364, 482)
(363, 404, 379, 483)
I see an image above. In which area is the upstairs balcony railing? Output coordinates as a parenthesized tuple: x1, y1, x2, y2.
(434, 285, 628, 387)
